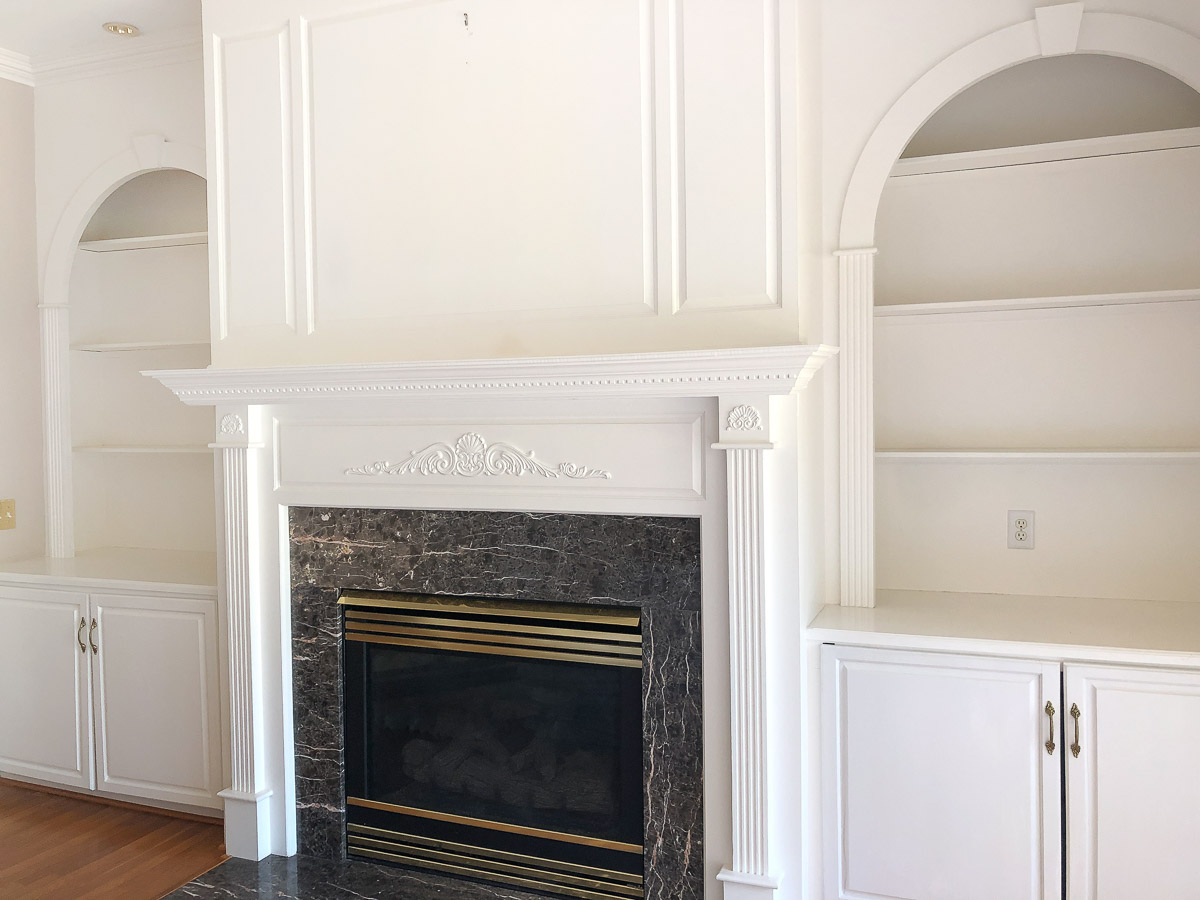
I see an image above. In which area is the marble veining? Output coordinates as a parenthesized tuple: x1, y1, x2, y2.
(286, 507, 704, 900)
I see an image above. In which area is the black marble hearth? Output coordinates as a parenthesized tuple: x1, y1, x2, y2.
(286, 507, 704, 900)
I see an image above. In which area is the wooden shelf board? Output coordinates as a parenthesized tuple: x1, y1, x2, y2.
(73, 445, 212, 455)
(809, 589, 1200, 665)
(77, 232, 208, 253)
(875, 288, 1200, 318)
(876, 450, 1200, 462)
(71, 341, 210, 353)
(0, 547, 217, 592)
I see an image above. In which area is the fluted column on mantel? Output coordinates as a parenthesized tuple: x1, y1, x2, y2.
(39, 304, 73, 558)
(213, 406, 273, 860)
(714, 396, 780, 899)
(837, 248, 878, 608)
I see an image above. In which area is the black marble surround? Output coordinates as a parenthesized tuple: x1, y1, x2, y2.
(285, 507, 704, 900)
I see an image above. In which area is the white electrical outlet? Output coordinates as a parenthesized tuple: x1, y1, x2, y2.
(1008, 510, 1034, 549)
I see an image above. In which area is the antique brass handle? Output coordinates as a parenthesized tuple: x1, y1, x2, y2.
(77, 617, 86, 653)
(1044, 701, 1056, 755)
(1070, 703, 1081, 758)
(89, 617, 99, 655)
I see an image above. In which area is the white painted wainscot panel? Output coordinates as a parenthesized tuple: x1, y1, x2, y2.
(92, 593, 223, 810)
(0, 587, 93, 790)
(822, 644, 1060, 900)
(1065, 664, 1200, 900)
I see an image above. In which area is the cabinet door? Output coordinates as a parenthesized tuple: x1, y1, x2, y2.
(91, 592, 222, 809)
(823, 645, 1062, 900)
(1065, 664, 1200, 900)
(0, 587, 94, 789)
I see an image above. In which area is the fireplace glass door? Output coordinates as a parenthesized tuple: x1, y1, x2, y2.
(341, 590, 644, 900)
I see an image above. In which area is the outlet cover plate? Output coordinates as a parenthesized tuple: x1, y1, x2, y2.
(0, 499, 14, 531)
(1008, 509, 1034, 549)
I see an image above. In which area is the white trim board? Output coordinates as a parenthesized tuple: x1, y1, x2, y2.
(0, 47, 34, 86)
(875, 450, 1200, 462)
(0, 27, 200, 88)
(875, 288, 1200, 318)
(891, 126, 1200, 178)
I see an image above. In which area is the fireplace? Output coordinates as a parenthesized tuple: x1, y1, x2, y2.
(289, 506, 705, 900)
(341, 590, 645, 898)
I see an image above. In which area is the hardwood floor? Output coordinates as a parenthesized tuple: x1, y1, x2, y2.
(0, 779, 227, 900)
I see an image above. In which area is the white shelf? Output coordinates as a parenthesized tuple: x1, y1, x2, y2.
(73, 445, 212, 455)
(71, 340, 210, 353)
(876, 449, 1200, 462)
(0, 547, 217, 593)
(808, 589, 1200, 666)
(874, 288, 1200, 318)
(77, 232, 208, 253)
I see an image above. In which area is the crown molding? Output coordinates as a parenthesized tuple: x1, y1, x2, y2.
(0, 27, 202, 88)
(144, 345, 839, 406)
(0, 47, 34, 86)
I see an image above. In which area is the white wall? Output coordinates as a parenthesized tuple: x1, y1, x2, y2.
(876, 148, 1200, 304)
(0, 78, 43, 562)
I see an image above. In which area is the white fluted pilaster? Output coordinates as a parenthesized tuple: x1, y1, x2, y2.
(39, 304, 73, 558)
(836, 248, 877, 608)
(214, 412, 272, 859)
(717, 440, 780, 899)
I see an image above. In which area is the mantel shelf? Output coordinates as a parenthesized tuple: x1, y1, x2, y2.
(876, 449, 1200, 462)
(144, 344, 838, 406)
(72, 340, 210, 353)
(875, 288, 1200, 318)
(73, 445, 212, 455)
(77, 232, 208, 252)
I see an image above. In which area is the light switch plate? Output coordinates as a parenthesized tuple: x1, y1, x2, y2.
(0, 499, 14, 531)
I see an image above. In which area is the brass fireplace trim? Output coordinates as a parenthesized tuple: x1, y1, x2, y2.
(345, 621, 641, 657)
(347, 823, 644, 885)
(339, 591, 641, 628)
(345, 631, 642, 668)
(347, 831, 643, 897)
(347, 797, 643, 854)
(344, 608, 643, 644)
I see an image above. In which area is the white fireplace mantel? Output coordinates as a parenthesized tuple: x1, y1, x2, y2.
(147, 343, 835, 900)
(146, 344, 836, 407)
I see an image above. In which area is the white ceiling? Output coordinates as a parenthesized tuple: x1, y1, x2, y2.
(0, 0, 200, 59)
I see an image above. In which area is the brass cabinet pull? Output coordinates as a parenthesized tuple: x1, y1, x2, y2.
(77, 617, 86, 653)
(1070, 703, 1081, 758)
(1044, 701, 1056, 755)
(89, 618, 99, 655)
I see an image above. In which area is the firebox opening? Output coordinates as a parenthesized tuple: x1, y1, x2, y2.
(341, 590, 645, 900)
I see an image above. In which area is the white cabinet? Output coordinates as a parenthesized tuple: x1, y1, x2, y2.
(822, 645, 1061, 900)
(0, 587, 93, 790)
(92, 593, 223, 809)
(0, 583, 223, 811)
(1065, 664, 1200, 900)
(823, 645, 1200, 900)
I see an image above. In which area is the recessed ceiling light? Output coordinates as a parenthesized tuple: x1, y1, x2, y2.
(103, 22, 141, 37)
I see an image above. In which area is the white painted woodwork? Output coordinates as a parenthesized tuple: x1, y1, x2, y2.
(39, 304, 73, 558)
(91, 592, 222, 809)
(77, 231, 208, 252)
(0, 548, 217, 592)
(875, 147, 1200, 306)
(873, 287, 1200, 318)
(1064, 664, 1200, 900)
(809, 591, 1200, 667)
(723, 448, 770, 881)
(202, 0, 801, 366)
(0, 587, 93, 789)
(837, 249, 875, 608)
(822, 645, 1061, 900)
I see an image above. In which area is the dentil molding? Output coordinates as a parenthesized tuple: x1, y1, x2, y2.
(145, 345, 837, 406)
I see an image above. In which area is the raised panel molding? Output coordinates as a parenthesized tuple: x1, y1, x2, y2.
(213, 26, 299, 338)
(305, 0, 655, 326)
(673, 0, 784, 314)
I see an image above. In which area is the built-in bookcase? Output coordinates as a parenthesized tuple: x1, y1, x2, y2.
(62, 171, 216, 579)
